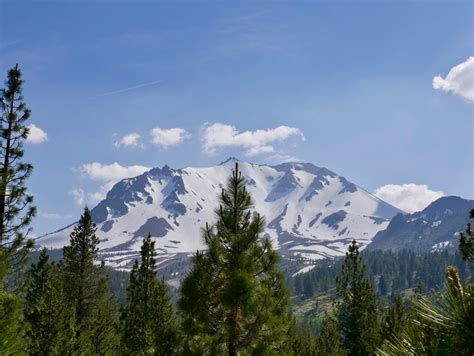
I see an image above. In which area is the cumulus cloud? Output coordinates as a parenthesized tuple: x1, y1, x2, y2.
(150, 127, 191, 147)
(114, 132, 142, 148)
(72, 162, 150, 206)
(79, 162, 150, 184)
(433, 56, 474, 101)
(374, 183, 444, 213)
(201, 123, 305, 157)
(26, 123, 48, 144)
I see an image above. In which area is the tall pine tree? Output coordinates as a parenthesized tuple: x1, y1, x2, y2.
(336, 240, 380, 355)
(24, 248, 75, 355)
(179, 163, 291, 355)
(60, 206, 119, 352)
(122, 233, 178, 355)
(0, 64, 35, 261)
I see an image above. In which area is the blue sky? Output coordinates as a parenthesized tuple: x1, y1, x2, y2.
(0, 0, 472, 236)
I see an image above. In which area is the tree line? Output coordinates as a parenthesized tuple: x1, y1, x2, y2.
(0, 64, 473, 355)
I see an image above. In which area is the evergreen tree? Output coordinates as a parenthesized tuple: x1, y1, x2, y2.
(336, 240, 380, 355)
(459, 209, 474, 262)
(379, 267, 474, 354)
(378, 274, 388, 296)
(24, 248, 75, 355)
(60, 206, 118, 352)
(0, 64, 35, 261)
(303, 272, 314, 298)
(122, 233, 177, 355)
(179, 163, 291, 355)
(314, 314, 346, 356)
(0, 250, 24, 354)
(380, 294, 406, 343)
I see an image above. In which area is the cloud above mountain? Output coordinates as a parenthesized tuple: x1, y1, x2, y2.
(26, 123, 48, 144)
(200, 122, 305, 156)
(433, 56, 474, 101)
(375, 183, 444, 213)
(150, 127, 191, 147)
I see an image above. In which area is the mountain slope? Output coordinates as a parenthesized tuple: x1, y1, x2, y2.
(38, 158, 403, 268)
(367, 196, 474, 253)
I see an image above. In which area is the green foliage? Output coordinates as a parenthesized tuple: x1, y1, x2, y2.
(122, 233, 178, 355)
(60, 207, 120, 352)
(378, 266, 474, 355)
(0, 64, 35, 262)
(460, 209, 474, 262)
(380, 294, 407, 343)
(24, 248, 75, 355)
(315, 314, 346, 356)
(179, 163, 291, 355)
(0, 250, 25, 354)
(336, 240, 380, 355)
(291, 249, 472, 302)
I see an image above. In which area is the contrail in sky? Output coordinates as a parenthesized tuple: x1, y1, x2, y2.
(93, 80, 162, 98)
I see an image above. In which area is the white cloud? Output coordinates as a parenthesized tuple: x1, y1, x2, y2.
(201, 123, 305, 157)
(150, 127, 191, 147)
(433, 56, 474, 101)
(26, 123, 48, 144)
(114, 133, 142, 148)
(374, 183, 444, 213)
(70, 188, 85, 206)
(79, 162, 150, 184)
(73, 162, 151, 206)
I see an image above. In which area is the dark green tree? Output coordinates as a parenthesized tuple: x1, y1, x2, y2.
(0, 250, 24, 354)
(336, 240, 380, 355)
(0, 64, 35, 262)
(380, 294, 406, 343)
(179, 163, 291, 355)
(378, 274, 388, 296)
(459, 209, 474, 262)
(315, 314, 346, 356)
(60, 206, 119, 352)
(122, 233, 177, 355)
(24, 248, 75, 355)
(303, 272, 315, 298)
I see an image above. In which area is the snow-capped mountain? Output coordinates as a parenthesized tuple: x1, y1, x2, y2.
(38, 158, 403, 268)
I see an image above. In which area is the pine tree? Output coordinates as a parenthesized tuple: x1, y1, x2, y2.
(23, 248, 75, 355)
(379, 274, 388, 296)
(0, 64, 35, 262)
(459, 209, 474, 262)
(380, 294, 406, 343)
(122, 233, 178, 355)
(336, 240, 380, 355)
(303, 272, 314, 298)
(314, 314, 345, 356)
(179, 163, 291, 355)
(0, 250, 25, 354)
(60, 206, 118, 352)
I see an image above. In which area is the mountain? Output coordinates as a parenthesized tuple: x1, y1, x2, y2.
(37, 158, 403, 268)
(367, 196, 474, 253)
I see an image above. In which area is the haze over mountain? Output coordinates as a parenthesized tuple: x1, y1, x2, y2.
(37, 158, 404, 268)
